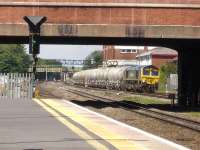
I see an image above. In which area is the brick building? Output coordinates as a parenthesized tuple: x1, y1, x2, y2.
(136, 47, 178, 68)
(103, 45, 148, 66)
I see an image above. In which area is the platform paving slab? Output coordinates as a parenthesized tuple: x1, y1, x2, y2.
(0, 98, 190, 150)
(35, 98, 190, 150)
(0, 98, 112, 150)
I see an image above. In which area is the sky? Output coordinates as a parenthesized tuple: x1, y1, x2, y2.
(24, 45, 158, 60)
(25, 45, 103, 60)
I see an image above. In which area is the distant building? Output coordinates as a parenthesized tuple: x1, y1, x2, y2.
(103, 45, 149, 66)
(136, 47, 178, 68)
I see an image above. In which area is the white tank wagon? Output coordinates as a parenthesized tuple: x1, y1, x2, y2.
(73, 65, 160, 92)
(72, 66, 141, 90)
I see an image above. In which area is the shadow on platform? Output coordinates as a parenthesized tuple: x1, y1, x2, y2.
(70, 99, 200, 113)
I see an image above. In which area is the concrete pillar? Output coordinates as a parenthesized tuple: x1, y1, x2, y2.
(178, 48, 200, 107)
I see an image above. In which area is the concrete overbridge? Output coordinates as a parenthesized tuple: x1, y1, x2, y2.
(0, 0, 199, 106)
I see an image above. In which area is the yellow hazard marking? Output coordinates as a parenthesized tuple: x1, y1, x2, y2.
(33, 98, 108, 150)
(40, 99, 145, 150)
(34, 88, 40, 98)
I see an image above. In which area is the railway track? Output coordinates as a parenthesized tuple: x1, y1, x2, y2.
(61, 87, 200, 133)
(70, 84, 171, 100)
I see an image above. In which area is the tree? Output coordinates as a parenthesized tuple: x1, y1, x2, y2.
(83, 50, 103, 69)
(0, 44, 31, 73)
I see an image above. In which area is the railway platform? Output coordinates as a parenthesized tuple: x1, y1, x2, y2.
(34, 98, 189, 150)
(0, 98, 190, 150)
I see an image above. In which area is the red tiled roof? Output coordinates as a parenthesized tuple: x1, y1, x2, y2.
(136, 47, 178, 57)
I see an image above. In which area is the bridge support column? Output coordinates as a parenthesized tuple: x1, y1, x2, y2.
(178, 48, 200, 107)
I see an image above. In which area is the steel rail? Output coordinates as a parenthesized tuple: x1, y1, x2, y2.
(71, 84, 170, 99)
(63, 87, 200, 133)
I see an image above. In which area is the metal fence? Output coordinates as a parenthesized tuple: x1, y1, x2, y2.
(0, 73, 33, 100)
(166, 74, 178, 93)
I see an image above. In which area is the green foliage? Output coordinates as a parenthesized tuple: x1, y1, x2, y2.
(0, 44, 31, 73)
(125, 96, 170, 105)
(83, 50, 103, 69)
(187, 112, 200, 117)
(159, 62, 177, 91)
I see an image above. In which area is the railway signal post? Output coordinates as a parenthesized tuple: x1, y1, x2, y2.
(24, 16, 47, 77)
(24, 16, 47, 97)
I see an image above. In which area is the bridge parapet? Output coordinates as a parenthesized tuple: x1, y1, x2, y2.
(0, 0, 200, 4)
(0, 1, 200, 26)
(0, 1, 200, 43)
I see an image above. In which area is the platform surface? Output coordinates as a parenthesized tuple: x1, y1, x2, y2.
(0, 98, 190, 150)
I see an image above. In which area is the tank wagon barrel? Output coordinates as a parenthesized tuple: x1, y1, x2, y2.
(72, 65, 159, 93)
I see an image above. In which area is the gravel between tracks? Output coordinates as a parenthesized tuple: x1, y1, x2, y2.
(39, 82, 200, 150)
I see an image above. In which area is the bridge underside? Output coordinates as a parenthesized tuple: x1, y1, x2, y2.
(0, 23, 199, 107)
(1, 23, 200, 46)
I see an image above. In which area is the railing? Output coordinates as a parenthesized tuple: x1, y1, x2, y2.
(166, 74, 178, 106)
(166, 74, 178, 93)
(0, 73, 33, 100)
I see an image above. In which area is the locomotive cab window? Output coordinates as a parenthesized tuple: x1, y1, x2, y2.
(143, 68, 150, 76)
(151, 69, 159, 76)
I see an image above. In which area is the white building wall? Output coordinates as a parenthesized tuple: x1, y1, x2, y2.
(137, 55, 152, 66)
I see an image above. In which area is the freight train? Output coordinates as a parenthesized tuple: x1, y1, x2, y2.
(72, 65, 160, 92)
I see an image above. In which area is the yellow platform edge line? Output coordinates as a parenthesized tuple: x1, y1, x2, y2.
(41, 98, 145, 150)
(33, 98, 109, 150)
